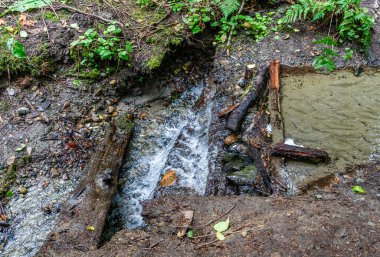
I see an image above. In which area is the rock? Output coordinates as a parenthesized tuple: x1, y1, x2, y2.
(6, 88, 15, 96)
(108, 106, 115, 114)
(16, 107, 30, 116)
(226, 165, 258, 186)
(63, 101, 71, 109)
(50, 168, 59, 178)
(18, 186, 28, 194)
(109, 79, 117, 86)
(224, 135, 241, 145)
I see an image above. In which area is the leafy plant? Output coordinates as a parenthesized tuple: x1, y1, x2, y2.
(216, 0, 240, 18)
(70, 24, 133, 72)
(1, 0, 53, 17)
(312, 36, 339, 71)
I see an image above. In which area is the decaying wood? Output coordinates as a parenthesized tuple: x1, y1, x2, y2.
(38, 123, 133, 255)
(271, 143, 329, 163)
(218, 103, 240, 117)
(226, 64, 269, 131)
(269, 60, 280, 91)
(244, 110, 273, 194)
(267, 60, 286, 195)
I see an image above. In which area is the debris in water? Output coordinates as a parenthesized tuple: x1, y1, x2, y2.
(160, 170, 177, 187)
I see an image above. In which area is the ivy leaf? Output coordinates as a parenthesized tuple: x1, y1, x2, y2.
(213, 218, 229, 233)
(216, 231, 225, 240)
(352, 185, 366, 194)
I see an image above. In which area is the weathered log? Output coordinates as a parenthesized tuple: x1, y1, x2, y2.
(38, 122, 133, 255)
(271, 143, 329, 163)
(244, 110, 273, 194)
(226, 64, 269, 132)
(269, 60, 280, 91)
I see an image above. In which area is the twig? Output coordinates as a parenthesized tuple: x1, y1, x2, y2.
(195, 203, 237, 229)
(226, 0, 246, 56)
(56, 4, 124, 28)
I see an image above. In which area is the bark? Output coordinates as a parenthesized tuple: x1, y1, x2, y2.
(271, 143, 329, 163)
(226, 64, 269, 132)
(38, 123, 133, 255)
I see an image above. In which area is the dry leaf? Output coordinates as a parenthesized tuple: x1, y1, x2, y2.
(0, 19, 5, 25)
(160, 169, 177, 187)
(19, 13, 35, 27)
(218, 103, 240, 117)
(6, 155, 16, 166)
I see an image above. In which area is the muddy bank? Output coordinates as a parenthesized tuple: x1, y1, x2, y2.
(55, 165, 380, 256)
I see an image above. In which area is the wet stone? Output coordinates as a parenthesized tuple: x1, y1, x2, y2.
(226, 165, 258, 186)
(16, 107, 30, 116)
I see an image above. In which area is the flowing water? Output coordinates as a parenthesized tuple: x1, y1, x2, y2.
(104, 78, 213, 235)
(280, 69, 380, 189)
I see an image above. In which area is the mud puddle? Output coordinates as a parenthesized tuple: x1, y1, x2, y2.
(280, 69, 380, 190)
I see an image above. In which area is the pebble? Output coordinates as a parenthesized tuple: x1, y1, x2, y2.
(18, 186, 28, 194)
(62, 173, 69, 180)
(108, 106, 115, 114)
(315, 194, 323, 199)
(16, 107, 30, 116)
(109, 79, 117, 86)
(7, 88, 15, 96)
(50, 168, 59, 178)
(224, 135, 241, 145)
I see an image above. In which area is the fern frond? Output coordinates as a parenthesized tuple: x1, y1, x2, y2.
(217, 0, 240, 18)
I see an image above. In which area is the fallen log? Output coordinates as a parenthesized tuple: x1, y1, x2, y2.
(244, 110, 273, 194)
(226, 64, 269, 132)
(271, 143, 329, 163)
(38, 121, 133, 255)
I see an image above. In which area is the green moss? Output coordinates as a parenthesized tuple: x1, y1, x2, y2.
(170, 37, 183, 46)
(43, 11, 60, 22)
(0, 165, 16, 199)
(115, 114, 134, 131)
(146, 51, 165, 70)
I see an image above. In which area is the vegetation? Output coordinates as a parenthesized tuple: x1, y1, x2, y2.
(280, 0, 374, 71)
(70, 23, 133, 75)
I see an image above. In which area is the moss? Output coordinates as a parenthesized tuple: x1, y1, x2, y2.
(115, 114, 134, 131)
(170, 37, 183, 46)
(146, 51, 165, 70)
(0, 165, 17, 199)
(43, 11, 60, 22)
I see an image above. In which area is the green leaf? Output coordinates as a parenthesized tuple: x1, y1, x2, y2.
(187, 229, 194, 238)
(7, 38, 27, 58)
(216, 231, 225, 240)
(6, 190, 14, 198)
(352, 185, 366, 194)
(213, 218, 229, 233)
(8, 0, 53, 13)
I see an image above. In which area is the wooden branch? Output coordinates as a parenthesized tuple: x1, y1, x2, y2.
(271, 143, 329, 163)
(38, 123, 133, 255)
(226, 64, 269, 132)
(269, 60, 280, 91)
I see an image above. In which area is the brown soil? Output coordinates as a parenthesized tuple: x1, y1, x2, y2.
(52, 165, 380, 257)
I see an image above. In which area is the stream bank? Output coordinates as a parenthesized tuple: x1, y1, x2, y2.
(1, 0, 380, 256)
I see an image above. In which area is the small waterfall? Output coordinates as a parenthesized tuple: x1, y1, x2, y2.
(108, 81, 212, 229)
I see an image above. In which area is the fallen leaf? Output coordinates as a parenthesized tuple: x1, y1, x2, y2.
(216, 231, 225, 240)
(6, 155, 16, 165)
(15, 143, 26, 152)
(86, 226, 95, 231)
(67, 141, 77, 149)
(70, 23, 79, 30)
(20, 30, 28, 38)
(352, 185, 366, 194)
(213, 218, 229, 233)
(19, 13, 35, 27)
(0, 19, 5, 25)
(160, 170, 177, 187)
